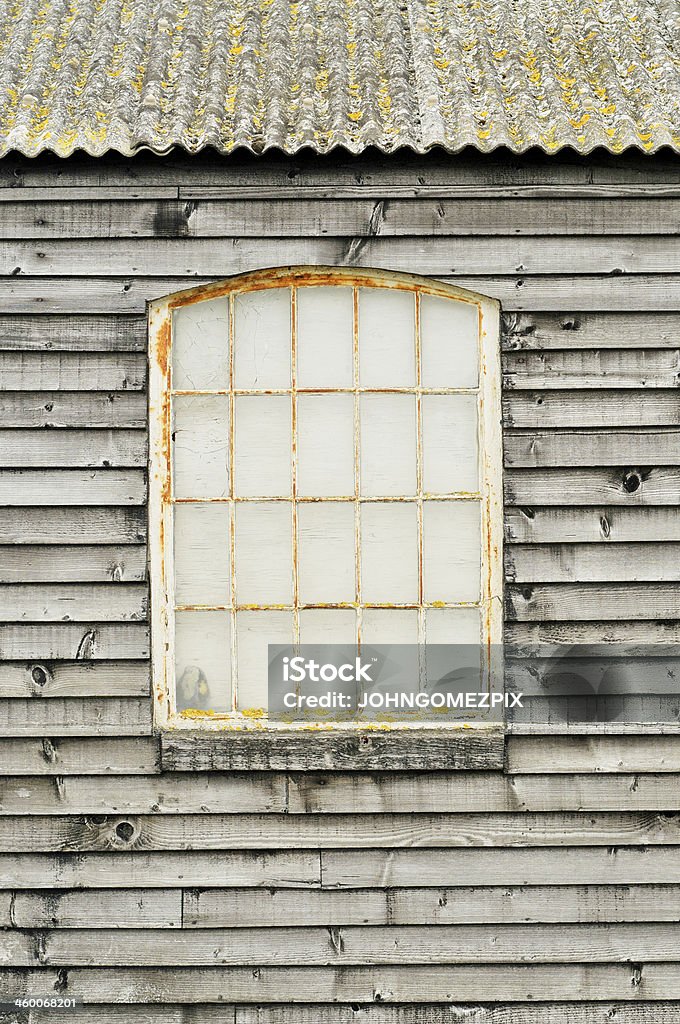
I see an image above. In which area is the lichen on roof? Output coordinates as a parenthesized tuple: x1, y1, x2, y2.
(0, 0, 679, 156)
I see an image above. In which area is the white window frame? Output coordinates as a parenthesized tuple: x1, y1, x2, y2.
(148, 266, 503, 732)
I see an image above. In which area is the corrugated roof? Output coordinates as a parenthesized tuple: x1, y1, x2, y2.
(1, 0, 679, 158)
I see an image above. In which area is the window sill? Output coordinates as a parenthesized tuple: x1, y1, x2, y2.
(160, 726, 505, 771)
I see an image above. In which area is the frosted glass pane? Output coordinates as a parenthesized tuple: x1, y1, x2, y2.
(422, 395, 478, 494)
(297, 394, 354, 498)
(175, 610, 231, 713)
(299, 608, 357, 644)
(236, 610, 294, 710)
(359, 288, 415, 387)
(173, 395, 229, 499)
(234, 502, 292, 605)
(297, 287, 354, 388)
(423, 501, 480, 603)
(173, 298, 229, 390)
(360, 394, 416, 497)
(360, 503, 418, 603)
(361, 608, 419, 644)
(298, 503, 356, 604)
(234, 395, 291, 497)
(420, 294, 479, 388)
(234, 287, 291, 389)
(173, 503, 230, 606)
(425, 607, 481, 644)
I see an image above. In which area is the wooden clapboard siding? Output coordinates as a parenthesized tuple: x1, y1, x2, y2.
(0, 148, 679, 1018)
(0, 811, 678, 852)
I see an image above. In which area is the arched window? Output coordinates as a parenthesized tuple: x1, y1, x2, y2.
(149, 267, 502, 730)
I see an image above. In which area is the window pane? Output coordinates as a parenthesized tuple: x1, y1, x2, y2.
(234, 502, 293, 605)
(234, 395, 291, 497)
(173, 395, 229, 499)
(234, 287, 291, 389)
(425, 606, 480, 643)
(422, 500, 480, 603)
(175, 610, 231, 713)
(235, 610, 294, 711)
(297, 394, 354, 498)
(361, 608, 419, 644)
(299, 608, 357, 644)
(424, 607, 482, 692)
(173, 297, 229, 390)
(298, 502, 356, 604)
(297, 286, 354, 388)
(359, 288, 416, 387)
(173, 503, 230, 606)
(360, 394, 417, 497)
(361, 502, 419, 604)
(420, 293, 478, 388)
(422, 394, 478, 494)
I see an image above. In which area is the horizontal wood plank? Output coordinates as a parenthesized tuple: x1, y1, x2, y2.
(0, 737, 159, 775)
(505, 621, 680, 651)
(0, 851, 319, 889)
(2, 811, 679, 852)
(0, 392, 146, 429)
(504, 391, 680, 428)
(0, 187, 179, 202)
(286, 772, 680, 813)
(0, 314, 145, 352)
(0, 507, 146, 545)
(5, 923, 680, 967)
(502, 312, 680, 350)
(0, 774, 285, 814)
(503, 351, 680, 390)
(7, 236, 680, 277)
(0, 660, 149, 698)
(505, 470, 680, 507)
(0, 470, 146, 505)
(3, 888, 180, 928)
(234, 1005, 680, 1024)
(0, 546, 147, 583)
(0, 353, 146, 391)
(506, 583, 680, 621)
(2, 963, 678, 1002)
(320, 848, 680, 888)
(507, 736, 680, 774)
(2, 198, 679, 239)
(2, 276, 680, 314)
(505, 507, 680, 542)
(0, 698, 152, 737)
(506, 544, 680, 582)
(0, 623, 149, 660)
(161, 730, 504, 772)
(0, 583, 148, 622)
(185, 883, 680, 927)
(505, 430, 680, 468)
(0, 429, 146, 468)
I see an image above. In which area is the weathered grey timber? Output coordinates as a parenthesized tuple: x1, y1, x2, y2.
(0, 147, 680, 1021)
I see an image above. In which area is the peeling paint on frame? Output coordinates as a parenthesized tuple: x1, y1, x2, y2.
(148, 266, 503, 732)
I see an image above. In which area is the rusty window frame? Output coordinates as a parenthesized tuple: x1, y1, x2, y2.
(148, 266, 503, 732)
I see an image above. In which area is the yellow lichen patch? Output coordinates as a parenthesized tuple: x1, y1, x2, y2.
(240, 707, 266, 719)
(180, 708, 217, 719)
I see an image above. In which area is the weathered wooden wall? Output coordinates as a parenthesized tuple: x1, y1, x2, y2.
(0, 148, 679, 1022)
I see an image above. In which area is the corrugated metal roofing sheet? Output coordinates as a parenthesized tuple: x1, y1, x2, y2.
(1, 0, 679, 158)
